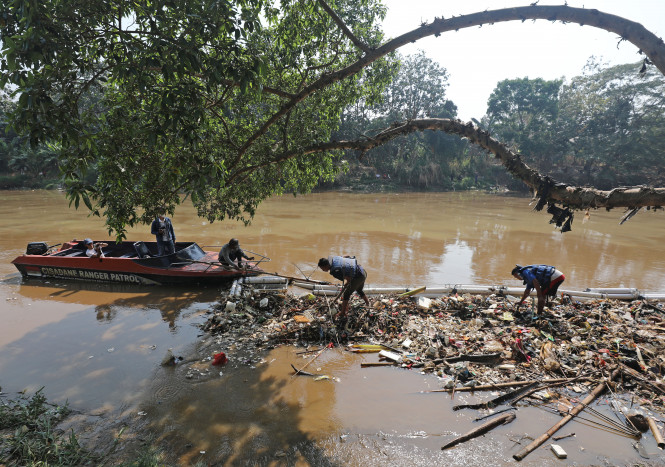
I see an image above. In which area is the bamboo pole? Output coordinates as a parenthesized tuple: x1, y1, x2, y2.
(291, 345, 330, 378)
(441, 412, 516, 450)
(361, 362, 395, 368)
(647, 416, 665, 449)
(427, 377, 589, 393)
(513, 369, 619, 461)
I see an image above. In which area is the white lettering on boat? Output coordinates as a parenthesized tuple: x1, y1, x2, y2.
(40, 267, 144, 283)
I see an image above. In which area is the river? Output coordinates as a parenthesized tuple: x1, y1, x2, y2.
(1, 190, 663, 465)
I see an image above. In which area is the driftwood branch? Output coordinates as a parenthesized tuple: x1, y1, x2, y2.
(441, 412, 517, 450)
(513, 368, 620, 461)
(620, 362, 665, 395)
(428, 377, 588, 393)
(453, 382, 538, 411)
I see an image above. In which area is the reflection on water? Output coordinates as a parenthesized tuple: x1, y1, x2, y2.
(1, 190, 664, 465)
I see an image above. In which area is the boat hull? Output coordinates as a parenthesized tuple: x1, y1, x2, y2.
(11, 241, 262, 286)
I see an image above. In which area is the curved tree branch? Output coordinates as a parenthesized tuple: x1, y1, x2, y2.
(233, 4, 665, 166)
(229, 118, 665, 210)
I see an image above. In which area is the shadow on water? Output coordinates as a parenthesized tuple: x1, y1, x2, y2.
(139, 348, 344, 466)
(0, 275, 341, 465)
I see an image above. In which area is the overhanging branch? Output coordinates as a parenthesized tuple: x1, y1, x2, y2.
(229, 118, 665, 210)
(234, 5, 665, 164)
(317, 0, 371, 55)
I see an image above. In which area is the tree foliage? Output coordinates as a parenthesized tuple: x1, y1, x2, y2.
(2, 2, 665, 235)
(483, 63, 665, 192)
(0, 90, 60, 182)
(337, 51, 467, 188)
(557, 60, 665, 188)
(1, 0, 394, 236)
(486, 77, 565, 168)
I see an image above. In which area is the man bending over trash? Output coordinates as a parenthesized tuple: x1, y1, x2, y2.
(318, 255, 370, 319)
(511, 264, 565, 314)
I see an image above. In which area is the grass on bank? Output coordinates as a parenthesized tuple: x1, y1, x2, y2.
(0, 387, 169, 466)
(0, 387, 96, 465)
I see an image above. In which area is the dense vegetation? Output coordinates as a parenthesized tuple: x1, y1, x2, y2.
(2, 1, 664, 235)
(299, 57, 665, 193)
(0, 388, 95, 465)
(4, 57, 663, 194)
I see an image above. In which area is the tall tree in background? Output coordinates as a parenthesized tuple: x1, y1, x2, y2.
(486, 77, 564, 169)
(0, 90, 60, 184)
(338, 51, 463, 188)
(558, 60, 665, 188)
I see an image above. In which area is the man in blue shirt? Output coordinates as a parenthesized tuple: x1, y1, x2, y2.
(512, 264, 565, 314)
(318, 255, 370, 318)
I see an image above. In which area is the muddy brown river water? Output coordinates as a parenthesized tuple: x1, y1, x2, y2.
(1, 190, 664, 465)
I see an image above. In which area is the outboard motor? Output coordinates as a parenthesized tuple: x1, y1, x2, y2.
(26, 242, 49, 255)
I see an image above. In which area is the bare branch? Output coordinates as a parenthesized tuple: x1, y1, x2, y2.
(317, 0, 371, 55)
(228, 118, 665, 210)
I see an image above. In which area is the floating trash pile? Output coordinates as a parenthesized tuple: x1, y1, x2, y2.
(199, 288, 665, 460)
(202, 290, 665, 406)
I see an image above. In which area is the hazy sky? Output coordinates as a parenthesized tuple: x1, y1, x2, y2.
(381, 0, 665, 121)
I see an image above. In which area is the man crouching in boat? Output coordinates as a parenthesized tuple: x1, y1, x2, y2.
(84, 238, 107, 258)
(318, 256, 370, 319)
(218, 238, 254, 269)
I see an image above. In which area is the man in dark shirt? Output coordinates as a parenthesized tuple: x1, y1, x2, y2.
(150, 213, 176, 256)
(218, 238, 254, 269)
(318, 255, 370, 318)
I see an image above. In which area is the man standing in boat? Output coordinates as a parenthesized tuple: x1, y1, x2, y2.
(150, 213, 176, 256)
(218, 238, 254, 269)
(318, 255, 370, 319)
(511, 264, 565, 314)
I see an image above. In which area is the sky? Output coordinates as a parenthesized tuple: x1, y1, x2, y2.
(381, 0, 665, 121)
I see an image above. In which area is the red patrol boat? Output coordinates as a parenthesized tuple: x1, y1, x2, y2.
(11, 240, 266, 286)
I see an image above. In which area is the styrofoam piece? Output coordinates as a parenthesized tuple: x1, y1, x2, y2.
(417, 296, 432, 309)
(550, 444, 567, 458)
(378, 350, 402, 362)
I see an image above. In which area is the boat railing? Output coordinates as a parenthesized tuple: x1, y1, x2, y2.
(243, 250, 271, 269)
